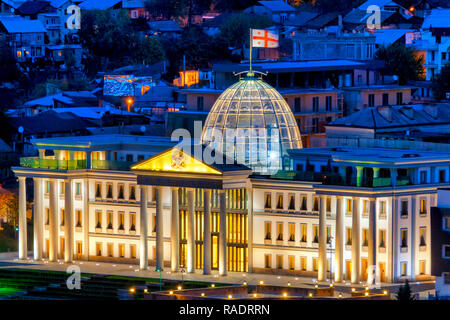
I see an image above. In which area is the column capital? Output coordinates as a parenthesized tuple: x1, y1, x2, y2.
(218, 189, 226, 194)
(368, 197, 376, 202)
(171, 186, 180, 191)
(18, 176, 26, 181)
(336, 195, 344, 200)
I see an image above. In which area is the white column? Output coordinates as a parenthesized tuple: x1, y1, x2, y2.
(247, 188, 253, 273)
(171, 187, 179, 272)
(83, 178, 89, 260)
(85, 151, 91, 169)
(186, 189, 195, 273)
(410, 196, 416, 280)
(18, 176, 27, 259)
(203, 189, 211, 275)
(140, 185, 148, 270)
(219, 190, 227, 276)
(155, 186, 164, 271)
(367, 198, 377, 285)
(318, 195, 327, 282)
(334, 196, 344, 282)
(351, 197, 361, 284)
(48, 179, 58, 262)
(33, 177, 43, 261)
(64, 179, 73, 263)
(390, 196, 397, 283)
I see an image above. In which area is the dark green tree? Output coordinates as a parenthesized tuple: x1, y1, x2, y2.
(375, 44, 425, 85)
(135, 37, 166, 65)
(396, 280, 415, 301)
(432, 63, 450, 101)
(0, 38, 20, 82)
(144, 0, 187, 20)
(217, 13, 272, 50)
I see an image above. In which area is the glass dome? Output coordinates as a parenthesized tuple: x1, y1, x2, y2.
(201, 73, 303, 175)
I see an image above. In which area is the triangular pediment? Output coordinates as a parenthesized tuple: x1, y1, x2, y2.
(131, 147, 222, 175)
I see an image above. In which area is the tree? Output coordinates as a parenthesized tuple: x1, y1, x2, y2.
(375, 44, 425, 85)
(217, 13, 272, 50)
(144, 0, 187, 20)
(396, 280, 415, 301)
(135, 37, 166, 66)
(79, 9, 138, 73)
(432, 63, 450, 101)
(5, 194, 18, 227)
(214, 0, 259, 12)
(0, 38, 20, 83)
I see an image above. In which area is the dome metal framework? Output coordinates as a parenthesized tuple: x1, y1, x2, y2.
(201, 73, 303, 175)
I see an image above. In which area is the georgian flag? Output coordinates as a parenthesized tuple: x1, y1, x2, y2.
(252, 29, 279, 48)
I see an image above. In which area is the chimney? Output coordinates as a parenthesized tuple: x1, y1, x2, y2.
(377, 106, 392, 121)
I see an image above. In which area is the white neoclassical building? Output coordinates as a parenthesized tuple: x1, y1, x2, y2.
(12, 75, 450, 284)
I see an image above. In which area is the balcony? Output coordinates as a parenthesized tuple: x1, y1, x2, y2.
(20, 157, 86, 170)
(20, 157, 134, 171)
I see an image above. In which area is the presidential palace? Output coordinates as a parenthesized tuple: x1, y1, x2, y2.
(13, 73, 450, 284)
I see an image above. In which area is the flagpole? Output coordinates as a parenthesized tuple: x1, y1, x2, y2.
(249, 28, 252, 73)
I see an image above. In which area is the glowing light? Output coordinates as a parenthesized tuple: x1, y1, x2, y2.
(228, 294, 232, 299)
(129, 288, 135, 293)
(211, 284, 215, 288)
(338, 293, 343, 298)
(259, 280, 264, 285)
(314, 284, 318, 288)
(351, 288, 356, 292)
(365, 292, 369, 296)
(177, 286, 182, 290)
(383, 290, 388, 295)
(409, 6, 415, 12)
(287, 282, 291, 287)
(169, 291, 174, 295)
(282, 292, 288, 297)
(330, 283, 333, 287)
(365, 287, 369, 291)
(144, 289, 148, 293)
(308, 293, 313, 297)
(243, 281, 247, 286)
(253, 293, 257, 298)
(201, 293, 205, 297)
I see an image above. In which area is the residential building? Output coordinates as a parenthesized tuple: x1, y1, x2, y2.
(244, 0, 296, 24)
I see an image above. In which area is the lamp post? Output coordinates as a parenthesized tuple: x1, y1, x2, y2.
(328, 236, 334, 282)
(156, 268, 162, 291)
(126, 97, 134, 113)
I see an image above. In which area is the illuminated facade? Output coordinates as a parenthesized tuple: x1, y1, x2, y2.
(201, 73, 302, 175)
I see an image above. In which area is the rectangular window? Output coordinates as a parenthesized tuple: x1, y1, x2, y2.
(326, 226, 331, 244)
(288, 223, 295, 242)
(60, 181, 65, 195)
(129, 185, 136, 201)
(106, 183, 113, 199)
(420, 171, 427, 184)
(119, 244, 125, 258)
(346, 227, 352, 245)
(45, 208, 49, 225)
(107, 243, 113, 257)
(313, 258, 318, 271)
(95, 210, 102, 229)
(363, 200, 369, 216)
(118, 212, 124, 230)
(326, 96, 332, 111)
(439, 169, 446, 183)
(401, 262, 407, 276)
(300, 223, 307, 242)
(444, 217, 450, 230)
(382, 93, 389, 106)
(420, 199, 427, 215)
(312, 118, 319, 133)
(313, 97, 319, 112)
(396, 92, 403, 105)
(45, 181, 50, 194)
(130, 245, 136, 259)
(379, 200, 386, 218)
(75, 210, 82, 227)
(75, 183, 81, 196)
(95, 183, 102, 199)
(277, 222, 283, 241)
(379, 229, 386, 248)
(326, 197, 331, 213)
(264, 254, 272, 268)
(300, 256, 307, 271)
(294, 97, 301, 112)
(368, 94, 375, 107)
(313, 196, 319, 212)
(130, 213, 136, 231)
(401, 229, 408, 248)
(264, 193, 272, 209)
(300, 195, 307, 210)
(152, 214, 156, 233)
(419, 227, 426, 246)
(443, 245, 450, 258)
(96, 243, 102, 256)
(401, 200, 408, 217)
(346, 199, 352, 215)
(362, 228, 368, 246)
(60, 209, 65, 226)
(288, 255, 295, 270)
(118, 184, 124, 200)
(276, 254, 283, 269)
(197, 96, 204, 111)
(419, 260, 425, 275)
(313, 225, 318, 243)
(107, 211, 113, 229)
(288, 194, 295, 210)
(276, 194, 283, 210)
(264, 221, 272, 240)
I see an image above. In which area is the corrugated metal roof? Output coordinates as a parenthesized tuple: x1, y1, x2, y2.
(79, 0, 122, 10)
(422, 8, 450, 28)
(258, 1, 295, 12)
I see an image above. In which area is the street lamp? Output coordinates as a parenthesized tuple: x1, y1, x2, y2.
(126, 97, 134, 113)
(328, 236, 334, 282)
(156, 268, 162, 291)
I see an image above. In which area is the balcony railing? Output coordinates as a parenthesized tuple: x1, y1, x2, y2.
(20, 157, 134, 171)
(20, 157, 86, 170)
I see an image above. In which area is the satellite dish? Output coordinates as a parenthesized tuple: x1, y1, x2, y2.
(18, 126, 24, 133)
(140, 126, 146, 133)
